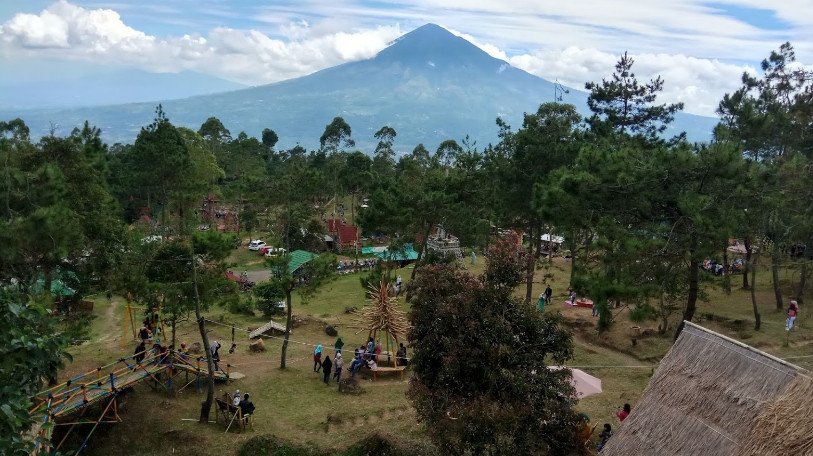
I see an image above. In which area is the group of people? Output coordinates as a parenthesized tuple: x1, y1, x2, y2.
(228, 389, 255, 425)
(312, 337, 409, 383)
(312, 343, 344, 384)
(537, 285, 553, 311)
(594, 403, 632, 452)
(701, 258, 745, 276)
(336, 258, 379, 274)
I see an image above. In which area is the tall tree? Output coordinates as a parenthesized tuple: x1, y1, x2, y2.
(585, 52, 684, 139)
(717, 42, 813, 311)
(408, 235, 581, 454)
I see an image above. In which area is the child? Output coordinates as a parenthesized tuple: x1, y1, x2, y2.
(787, 300, 800, 331)
(597, 423, 613, 451)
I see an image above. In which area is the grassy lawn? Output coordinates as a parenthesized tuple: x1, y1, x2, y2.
(53, 256, 810, 455)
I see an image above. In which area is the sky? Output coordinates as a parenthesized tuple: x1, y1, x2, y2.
(1, 0, 811, 117)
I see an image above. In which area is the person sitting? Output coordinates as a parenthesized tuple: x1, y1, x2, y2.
(616, 403, 631, 422)
(366, 358, 378, 370)
(597, 423, 613, 451)
(232, 389, 241, 407)
(349, 350, 365, 376)
(134, 341, 146, 364)
(396, 343, 408, 366)
(178, 343, 189, 362)
(239, 393, 255, 425)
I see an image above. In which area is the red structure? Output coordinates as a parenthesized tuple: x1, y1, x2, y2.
(202, 195, 240, 232)
(325, 218, 360, 249)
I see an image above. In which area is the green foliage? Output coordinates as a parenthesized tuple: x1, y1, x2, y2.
(585, 52, 683, 139)
(629, 303, 658, 323)
(319, 116, 354, 153)
(0, 291, 70, 454)
(254, 282, 286, 317)
(408, 236, 581, 455)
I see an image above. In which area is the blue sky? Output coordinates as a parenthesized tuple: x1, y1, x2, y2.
(1, 0, 811, 116)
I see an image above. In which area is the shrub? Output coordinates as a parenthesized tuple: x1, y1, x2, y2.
(227, 296, 255, 315)
(629, 303, 657, 322)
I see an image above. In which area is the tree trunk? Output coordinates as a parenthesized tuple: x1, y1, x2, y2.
(742, 237, 751, 289)
(751, 254, 761, 331)
(525, 222, 535, 306)
(170, 319, 177, 396)
(410, 223, 434, 281)
(192, 256, 215, 423)
(280, 289, 293, 369)
(568, 230, 578, 287)
(771, 242, 783, 310)
(676, 234, 700, 339)
(722, 246, 731, 294)
(797, 260, 808, 305)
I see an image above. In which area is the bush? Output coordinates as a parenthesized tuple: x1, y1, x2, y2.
(61, 315, 94, 344)
(227, 296, 255, 315)
(237, 435, 326, 456)
(360, 264, 386, 295)
(629, 303, 657, 322)
(254, 282, 286, 317)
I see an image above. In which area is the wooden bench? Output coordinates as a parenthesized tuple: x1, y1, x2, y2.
(215, 397, 252, 432)
(371, 366, 405, 381)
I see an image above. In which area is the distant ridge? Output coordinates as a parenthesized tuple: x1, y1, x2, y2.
(1, 24, 717, 150)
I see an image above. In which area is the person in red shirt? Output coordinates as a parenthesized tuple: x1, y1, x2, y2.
(616, 403, 631, 422)
(787, 300, 800, 331)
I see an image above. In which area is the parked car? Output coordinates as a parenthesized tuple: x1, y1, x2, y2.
(262, 247, 287, 257)
(248, 240, 266, 251)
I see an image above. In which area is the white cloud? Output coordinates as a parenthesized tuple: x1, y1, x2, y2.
(0, 1, 805, 116)
(506, 48, 756, 116)
(0, 1, 402, 85)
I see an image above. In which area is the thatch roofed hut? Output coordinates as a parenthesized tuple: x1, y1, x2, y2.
(602, 321, 810, 456)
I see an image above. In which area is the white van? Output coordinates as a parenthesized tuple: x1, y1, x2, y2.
(248, 240, 266, 251)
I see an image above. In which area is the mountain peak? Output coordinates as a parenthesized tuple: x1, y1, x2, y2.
(374, 23, 502, 68)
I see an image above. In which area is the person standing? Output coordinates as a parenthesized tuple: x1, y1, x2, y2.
(334, 337, 344, 355)
(210, 340, 222, 371)
(134, 341, 146, 364)
(313, 344, 323, 372)
(322, 355, 332, 384)
(333, 353, 344, 382)
(239, 393, 255, 425)
(544, 285, 552, 303)
(787, 300, 800, 331)
(537, 292, 546, 312)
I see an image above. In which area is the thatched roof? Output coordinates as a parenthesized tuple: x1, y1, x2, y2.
(602, 321, 809, 456)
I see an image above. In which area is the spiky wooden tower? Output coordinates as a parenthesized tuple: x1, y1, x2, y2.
(351, 280, 410, 365)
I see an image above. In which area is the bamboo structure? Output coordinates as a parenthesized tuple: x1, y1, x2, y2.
(28, 348, 242, 454)
(351, 280, 410, 365)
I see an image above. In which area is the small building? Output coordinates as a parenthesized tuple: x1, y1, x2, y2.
(325, 218, 360, 250)
(602, 321, 810, 456)
(426, 225, 462, 259)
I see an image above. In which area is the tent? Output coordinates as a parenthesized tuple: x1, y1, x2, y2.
(548, 366, 602, 398)
(374, 244, 419, 262)
(287, 250, 318, 274)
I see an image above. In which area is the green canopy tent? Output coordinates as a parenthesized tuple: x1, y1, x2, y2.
(287, 250, 318, 275)
(374, 244, 419, 262)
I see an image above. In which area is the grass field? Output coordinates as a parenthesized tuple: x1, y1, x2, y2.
(54, 254, 811, 455)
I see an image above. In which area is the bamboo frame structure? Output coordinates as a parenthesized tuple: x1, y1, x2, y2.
(350, 280, 410, 366)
